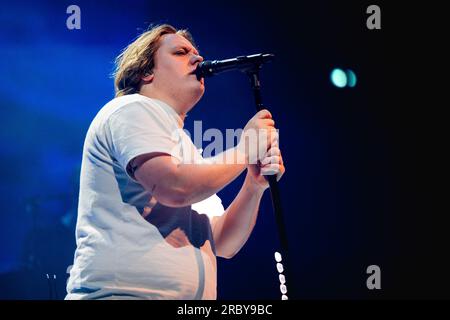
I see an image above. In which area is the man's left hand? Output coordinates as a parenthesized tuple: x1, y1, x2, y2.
(246, 146, 285, 191)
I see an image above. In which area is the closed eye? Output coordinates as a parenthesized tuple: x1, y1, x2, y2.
(175, 48, 188, 55)
(174, 46, 199, 56)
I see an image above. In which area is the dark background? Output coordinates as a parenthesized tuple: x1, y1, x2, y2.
(0, 0, 443, 299)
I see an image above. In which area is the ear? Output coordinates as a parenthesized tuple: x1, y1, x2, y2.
(141, 72, 154, 82)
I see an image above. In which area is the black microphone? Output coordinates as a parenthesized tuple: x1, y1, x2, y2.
(195, 53, 274, 79)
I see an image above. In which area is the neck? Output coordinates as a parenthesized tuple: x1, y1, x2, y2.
(139, 87, 187, 121)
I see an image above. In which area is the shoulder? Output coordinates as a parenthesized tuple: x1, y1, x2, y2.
(107, 94, 166, 119)
(96, 94, 174, 131)
(87, 94, 177, 145)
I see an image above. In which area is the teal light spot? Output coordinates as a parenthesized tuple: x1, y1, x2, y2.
(346, 69, 357, 87)
(330, 68, 347, 88)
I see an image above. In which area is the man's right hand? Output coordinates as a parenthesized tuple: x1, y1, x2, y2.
(237, 109, 278, 164)
(134, 109, 279, 207)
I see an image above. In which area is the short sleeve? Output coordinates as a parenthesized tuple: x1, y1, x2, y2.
(107, 101, 182, 180)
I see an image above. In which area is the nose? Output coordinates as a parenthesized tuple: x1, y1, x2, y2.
(191, 53, 204, 65)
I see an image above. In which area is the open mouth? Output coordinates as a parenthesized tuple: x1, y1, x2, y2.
(190, 71, 204, 84)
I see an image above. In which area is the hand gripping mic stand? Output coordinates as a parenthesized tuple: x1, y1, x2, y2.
(197, 53, 294, 299)
(244, 55, 293, 300)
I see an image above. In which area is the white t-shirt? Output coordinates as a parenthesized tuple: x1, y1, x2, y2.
(66, 94, 225, 300)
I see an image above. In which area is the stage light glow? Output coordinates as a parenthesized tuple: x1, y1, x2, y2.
(330, 68, 347, 88)
(346, 69, 357, 87)
(274, 251, 282, 262)
(276, 263, 284, 273)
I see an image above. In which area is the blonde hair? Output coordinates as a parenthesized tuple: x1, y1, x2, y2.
(113, 24, 197, 97)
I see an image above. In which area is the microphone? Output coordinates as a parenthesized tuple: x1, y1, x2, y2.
(195, 53, 274, 79)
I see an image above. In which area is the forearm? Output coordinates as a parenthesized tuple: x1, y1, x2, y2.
(175, 147, 246, 205)
(212, 174, 265, 258)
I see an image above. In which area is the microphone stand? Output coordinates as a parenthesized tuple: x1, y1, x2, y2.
(246, 67, 294, 299)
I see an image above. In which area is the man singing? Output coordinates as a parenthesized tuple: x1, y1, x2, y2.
(66, 24, 285, 299)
